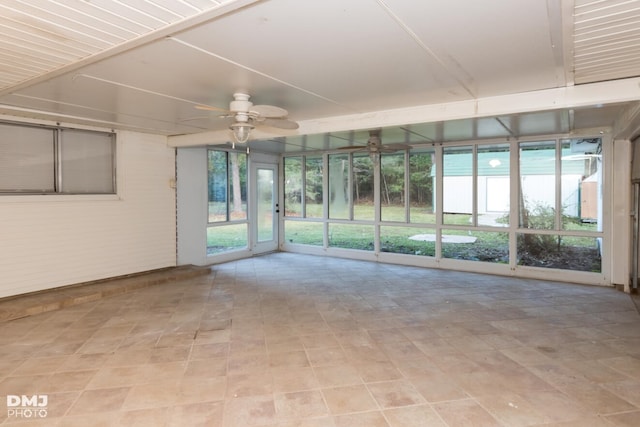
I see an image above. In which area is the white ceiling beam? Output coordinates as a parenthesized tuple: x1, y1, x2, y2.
(612, 101, 640, 140)
(553, 0, 575, 86)
(168, 76, 640, 147)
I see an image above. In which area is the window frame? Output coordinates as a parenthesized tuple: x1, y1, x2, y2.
(0, 120, 116, 195)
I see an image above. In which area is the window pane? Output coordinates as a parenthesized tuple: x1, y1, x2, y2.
(60, 129, 115, 194)
(328, 223, 374, 251)
(228, 152, 247, 220)
(208, 151, 228, 222)
(561, 138, 601, 231)
(0, 123, 54, 192)
(441, 229, 509, 263)
(353, 153, 374, 220)
(443, 146, 473, 225)
(284, 157, 302, 217)
(381, 152, 406, 221)
(519, 141, 556, 229)
(329, 154, 349, 219)
(409, 148, 435, 224)
(207, 223, 248, 254)
(256, 168, 274, 242)
(478, 144, 509, 227)
(380, 226, 435, 256)
(517, 233, 601, 272)
(305, 156, 323, 218)
(284, 220, 324, 246)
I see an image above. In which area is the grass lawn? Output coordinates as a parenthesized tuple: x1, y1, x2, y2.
(208, 203, 601, 271)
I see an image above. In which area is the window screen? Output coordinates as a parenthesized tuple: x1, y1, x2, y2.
(60, 129, 115, 193)
(0, 123, 55, 192)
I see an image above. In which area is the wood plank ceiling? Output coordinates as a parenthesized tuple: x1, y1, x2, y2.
(0, 0, 236, 91)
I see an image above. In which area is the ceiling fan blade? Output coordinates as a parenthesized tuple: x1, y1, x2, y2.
(337, 145, 367, 151)
(261, 118, 299, 130)
(379, 147, 400, 153)
(178, 115, 210, 122)
(251, 105, 288, 118)
(195, 104, 230, 113)
(384, 143, 412, 150)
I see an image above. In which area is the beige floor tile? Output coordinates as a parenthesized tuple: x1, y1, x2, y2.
(227, 372, 273, 398)
(394, 356, 442, 378)
(148, 345, 191, 363)
(541, 416, 622, 426)
(12, 356, 68, 375)
(87, 362, 185, 389)
(332, 410, 390, 427)
(366, 379, 425, 409)
(522, 389, 592, 423)
(321, 384, 378, 415)
(177, 376, 227, 405)
(300, 333, 341, 350)
(77, 338, 123, 355)
(500, 346, 555, 366)
(306, 347, 348, 367)
(33, 390, 79, 419)
(227, 352, 270, 376)
(169, 401, 225, 427)
(0, 359, 19, 377)
(384, 405, 447, 427)
(475, 392, 551, 426)
(229, 338, 268, 356)
(184, 357, 227, 378)
(40, 370, 97, 393)
(117, 407, 170, 427)
(103, 347, 153, 367)
(570, 359, 633, 384)
(378, 340, 425, 361)
(54, 412, 119, 427)
(274, 390, 329, 419)
(601, 379, 640, 407)
(356, 360, 403, 383)
(603, 410, 640, 426)
(263, 417, 337, 427)
(67, 386, 131, 415)
(410, 373, 469, 402)
(121, 380, 180, 410)
(433, 398, 503, 426)
(266, 336, 305, 354)
(271, 366, 320, 393)
(600, 356, 640, 380)
(222, 394, 277, 427)
(313, 365, 362, 388)
(194, 328, 231, 344)
(269, 350, 310, 368)
(190, 342, 230, 360)
(0, 374, 48, 396)
(557, 381, 637, 414)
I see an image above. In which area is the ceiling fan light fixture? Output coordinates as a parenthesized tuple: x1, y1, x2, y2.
(230, 122, 254, 144)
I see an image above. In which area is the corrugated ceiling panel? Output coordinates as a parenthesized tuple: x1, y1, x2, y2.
(573, 0, 640, 84)
(0, 0, 227, 91)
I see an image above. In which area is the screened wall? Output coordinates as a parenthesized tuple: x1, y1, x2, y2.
(282, 137, 606, 281)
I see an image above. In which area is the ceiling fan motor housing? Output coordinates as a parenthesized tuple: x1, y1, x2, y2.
(230, 92, 252, 113)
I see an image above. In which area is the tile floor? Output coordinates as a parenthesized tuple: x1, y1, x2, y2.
(1, 253, 639, 426)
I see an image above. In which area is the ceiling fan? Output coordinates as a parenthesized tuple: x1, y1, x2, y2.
(338, 129, 411, 161)
(195, 92, 299, 146)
